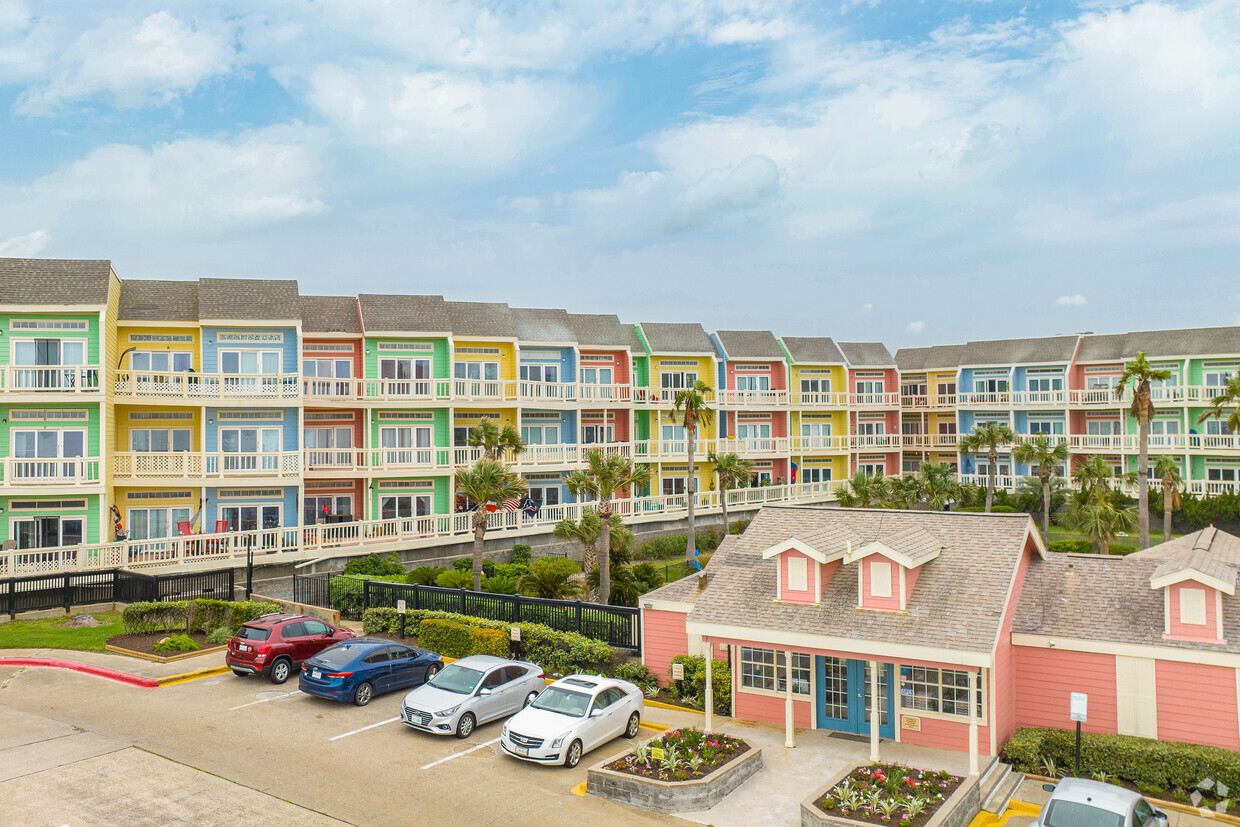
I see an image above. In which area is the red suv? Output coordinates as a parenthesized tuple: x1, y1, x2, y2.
(226, 613, 355, 684)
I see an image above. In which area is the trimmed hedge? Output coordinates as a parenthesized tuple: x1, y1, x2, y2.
(1003, 727, 1240, 792)
(360, 607, 613, 674)
(122, 599, 279, 634)
(418, 618, 508, 659)
(1048, 539, 1094, 554)
(669, 654, 732, 716)
(343, 553, 406, 577)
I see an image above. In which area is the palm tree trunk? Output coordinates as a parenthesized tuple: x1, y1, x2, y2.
(985, 446, 997, 512)
(720, 482, 729, 538)
(1163, 483, 1172, 543)
(685, 426, 697, 566)
(1137, 409, 1150, 549)
(1041, 478, 1051, 539)
(599, 498, 612, 605)
(472, 512, 487, 591)
(1100, 537, 1109, 556)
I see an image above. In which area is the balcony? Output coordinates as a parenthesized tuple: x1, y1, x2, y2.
(900, 434, 959, 450)
(901, 394, 956, 409)
(789, 391, 849, 408)
(1011, 390, 1068, 407)
(114, 371, 299, 404)
(112, 451, 300, 482)
(357, 378, 452, 403)
(848, 392, 901, 408)
(715, 389, 790, 408)
(791, 435, 849, 453)
(1189, 479, 1240, 497)
(577, 384, 632, 405)
(453, 379, 518, 403)
(633, 388, 717, 407)
(2, 366, 101, 396)
(714, 436, 790, 457)
(453, 444, 582, 468)
(956, 391, 1011, 408)
(0, 457, 101, 487)
(849, 434, 901, 450)
(517, 381, 578, 405)
(633, 439, 715, 460)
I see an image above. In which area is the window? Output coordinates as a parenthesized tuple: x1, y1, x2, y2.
(750, 470, 772, 486)
(521, 424, 559, 446)
(1026, 376, 1063, 392)
(937, 381, 956, 396)
(454, 426, 472, 447)
(857, 421, 885, 436)
(1086, 419, 1119, 436)
(129, 507, 192, 541)
(304, 620, 331, 636)
(454, 362, 499, 381)
(527, 485, 560, 508)
(304, 358, 353, 395)
(660, 371, 697, 390)
(220, 428, 281, 470)
(737, 422, 771, 444)
(801, 467, 832, 483)
(1149, 420, 1181, 436)
(870, 560, 892, 598)
(973, 377, 1008, 393)
(282, 622, 307, 639)
(12, 516, 83, 549)
(13, 429, 85, 459)
(736, 374, 770, 391)
(132, 351, 193, 373)
(520, 364, 559, 383)
(901, 380, 927, 397)
(304, 495, 353, 524)
(1085, 374, 1117, 390)
(305, 427, 353, 465)
(1028, 420, 1065, 436)
(580, 367, 613, 384)
(938, 422, 956, 435)
(662, 477, 686, 496)
(787, 556, 808, 591)
(976, 461, 1011, 477)
(800, 377, 830, 394)
(801, 422, 832, 437)
(1204, 419, 1234, 436)
(1208, 467, 1239, 483)
(1205, 369, 1236, 388)
(582, 424, 614, 444)
(380, 494, 432, 520)
(130, 429, 191, 452)
(858, 462, 885, 477)
(855, 379, 884, 395)
(899, 666, 981, 718)
(739, 647, 811, 695)
(381, 357, 432, 393)
(220, 504, 281, 532)
(221, 350, 281, 375)
(13, 338, 85, 366)
(379, 425, 431, 463)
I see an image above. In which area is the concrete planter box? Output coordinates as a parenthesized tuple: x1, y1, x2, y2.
(800, 766, 981, 827)
(587, 742, 763, 813)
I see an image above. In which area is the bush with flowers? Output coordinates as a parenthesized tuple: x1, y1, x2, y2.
(604, 727, 750, 782)
(815, 762, 962, 827)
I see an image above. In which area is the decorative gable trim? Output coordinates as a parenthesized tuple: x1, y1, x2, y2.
(760, 537, 831, 564)
(1150, 568, 1237, 595)
(845, 540, 941, 570)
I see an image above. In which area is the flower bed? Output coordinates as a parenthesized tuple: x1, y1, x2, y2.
(814, 763, 963, 827)
(605, 727, 748, 781)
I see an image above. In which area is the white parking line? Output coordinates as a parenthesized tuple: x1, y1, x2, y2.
(329, 716, 400, 741)
(228, 690, 299, 711)
(420, 737, 501, 770)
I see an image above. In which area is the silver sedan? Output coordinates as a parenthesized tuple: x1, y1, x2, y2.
(400, 655, 546, 739)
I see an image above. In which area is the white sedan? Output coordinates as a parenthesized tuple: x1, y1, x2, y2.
(500, 675, 644, 768)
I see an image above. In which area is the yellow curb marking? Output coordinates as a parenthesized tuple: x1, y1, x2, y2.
(968, 800, 1041, 827)
(644, 699, 702, 714)
(157, 665, 232, 687)
(571, 782, 587, 796)
(639, 722, 669, 731)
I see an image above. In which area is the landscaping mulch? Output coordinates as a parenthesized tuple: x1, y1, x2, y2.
(605, 730, 749, 782)
(106, 631, 214, 657)
(815, 763, 962, 827)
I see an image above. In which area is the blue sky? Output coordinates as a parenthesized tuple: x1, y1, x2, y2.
(0, 1, 1237, 348)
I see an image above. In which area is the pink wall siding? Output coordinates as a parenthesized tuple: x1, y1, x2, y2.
(1013, 647, 1118, 734)
(735, 686, 813, 728)
(859, 554, 902, 611)
(726, 361, 787, 391)
(1166, 582, 1220, 642)
(304, 337, 363, 379)
(579, 349, 629, 385)
(820, 559, 840, 596)
(779, 551, 817, 604)
(580, 410, 629, 442)
(903, 565, 922, 606)
(995, 538, 1036, 747)
(643, 608, 689, 687)
(1156, 660, 1239, 751)
(900, 712, 992, 755)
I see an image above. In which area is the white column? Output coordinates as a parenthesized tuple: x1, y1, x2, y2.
(784, 650, 796, 748)
(704, 640, 714, 731)
(869, 660, 880, 762)
(968, 668, 980, 776)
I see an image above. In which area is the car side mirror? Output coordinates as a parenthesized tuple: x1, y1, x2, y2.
(590, 708, 604, 718)
(479, 687, 492, 696)
(1041, 784, 1055, 792)
(1154, 813, 1168, 826)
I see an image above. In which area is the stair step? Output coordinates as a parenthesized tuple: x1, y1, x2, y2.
(982, 770, 1024, 814)
(977, 757, 1005, 795)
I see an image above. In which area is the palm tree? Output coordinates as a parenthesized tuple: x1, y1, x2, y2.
(836, 471, 891, 508)
(553, 508, 602, 572)
(1058, 498, 1137, 555)
(1116, 353, 1172, 549)
(517, 557, 583, 600)
(1072, 454, 1115, 502)
(672, 379, 714, 567)
(1153, 455, 1183, 544)
(707, 450, 755, 536)
(1198, 375, 1240, 469)
(565, 450, 650, 604)
(1012, 434, 1071, 538)
(958, 422, 1017, 512)
(453, 458, 527, 590)
(467, 419, 524, 461)
(913, 462, 958, 511)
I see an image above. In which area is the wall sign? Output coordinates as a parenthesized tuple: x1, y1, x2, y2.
(901, 716, 922, 731)
(217, 332, 284, 343)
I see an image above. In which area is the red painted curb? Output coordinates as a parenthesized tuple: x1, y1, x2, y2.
(0, 657, 158, 688)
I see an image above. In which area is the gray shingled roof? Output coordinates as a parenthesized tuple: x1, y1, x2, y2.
(780, 337, 845, 365)
(198, 278, 299, 321)
(300, 295, 361, 334)
(1077, 327, 1240, 362)
(638, 322, 714, 354)
(511, 307, 576, 344)
(686, 506, 1035, 654)
(0, 258, 112, 306)
(1150, 551, 1237, 589)
(713, 330, 784, 360)
(959, 335, 1079, 367)
(876, 525, 944, 567)
(1127, 526, 1240, 569)
(118, 279, 198, 322)
(838, 342, 895, 368)
(567, 313, 642, 350)
(357, 294, 451, 334)
(644, 537, 739, 604)
(895, 344, 966, 372)
(446, 301, 518, 338)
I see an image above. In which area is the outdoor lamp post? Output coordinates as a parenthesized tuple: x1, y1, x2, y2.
(703, 639, 713, 731)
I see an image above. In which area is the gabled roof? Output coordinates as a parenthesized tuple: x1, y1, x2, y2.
(838, 342, 894, 368)
(713, 330, 784, 360)
(198, 278, 299, 322)
(356, 294, 451, 335)
(644, 536, 740, 604)
(567, 313, 642, 350)
(847, 526, 944, 568)
(637, 322, 715, 354)
(118, 279, 198, 322)
(0, 258, 112, 306)
(446, 301, 518, 338)
(895, 344, 966, 372)
(511, 307, 576, 344)
(780, 337, 845, 365)
(1150, 551, 1237, 594)
(1127, 526, 1240, 569)
(959, 335, 1079, 367)
(300, 295, 361, 334)
(1077, 327, 1240, 362)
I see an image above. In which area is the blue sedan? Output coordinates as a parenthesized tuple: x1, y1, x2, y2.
(299, 638, 444, 706)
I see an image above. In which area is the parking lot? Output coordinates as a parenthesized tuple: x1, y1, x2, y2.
(0, 649, 698, 826)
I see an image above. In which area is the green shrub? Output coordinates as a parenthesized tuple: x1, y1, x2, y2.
(417, 618, 507, 658)
(1048, 539, 1094, 554)
(452, 558, 494, 577)
(1002, 728, 1240, 793)
(328, 576, 366, 616)
(613, 661, 658, 695)
(481, 574, 519, 594)
(669, 654, 731, 715)
(408, 566, 447, 586)
(436, 569, 473, 589)
(206, 626, 233, 645)
(728, 519, 751, 534)
(122, 601, 189, 634)
(343, 553, 407, 578)
(153, 634, 200, 654)
(122, 599, 279, 634)
(493, 562, 528, 579)
(510, 544, 532, 565)
(518, 556, 582, 599)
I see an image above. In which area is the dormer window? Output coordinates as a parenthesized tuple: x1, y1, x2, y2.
(845, 526, 943, 613)
(760, 535, 857, 606)
(1150, 552, 1234, 644)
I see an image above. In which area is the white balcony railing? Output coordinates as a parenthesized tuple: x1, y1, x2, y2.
(849, 434, 901, 450)
(113, 451, 300, 480)
(3, 365, 101, 393)
(1189, 479, 1240, 497)
(1011, 390, 1068, 406)
(518, 382, 577, 404)
(633, 439, 717, 460)
(452, 379, 518, 402)
(901, 394, 957, 409)
(0, 457, 101, 486)
(361, 379, 452, 402)
(715, 436, 790, 455)
(715, 389, 790, 408)
(577, 384, 632, 404)
(900, 434, 959, 450)
(848, 392, 901, 408)
(114, 371, 300, 401)
(789, 391, 850, 407)
(791, 435, 850, 453)
(633, 388, 717, 407)
(452, 445, 581, 467)
(957, 392, 1012, 407)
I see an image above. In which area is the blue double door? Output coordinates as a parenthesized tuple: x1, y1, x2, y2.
(814, 656, 895, 738)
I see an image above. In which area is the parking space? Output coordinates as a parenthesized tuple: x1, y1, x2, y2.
(0, 655, 693, 825)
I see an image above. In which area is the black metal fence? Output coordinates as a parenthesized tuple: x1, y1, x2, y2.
(3, 568, 235, 619)
(291, 571, 338, 609)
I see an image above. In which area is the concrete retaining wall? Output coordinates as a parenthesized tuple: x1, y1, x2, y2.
(587, 744, 762, 813)
(800, 766, 980, 827)
(249, 594, 340, 626)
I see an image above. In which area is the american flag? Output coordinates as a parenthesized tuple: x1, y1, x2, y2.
(502, 497, 523, 512)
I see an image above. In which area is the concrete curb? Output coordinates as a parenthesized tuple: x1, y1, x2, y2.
(105, 643, 227, 663)
(0, 656, 158, 688)
(645, 699, 703, 714)
(157, 665, 232, 686)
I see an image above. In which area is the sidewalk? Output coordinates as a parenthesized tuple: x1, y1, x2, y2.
(0, 647, 228, 682)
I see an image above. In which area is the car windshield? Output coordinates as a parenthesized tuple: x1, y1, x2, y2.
(237, 626, 270, 641)
(1043, 801, 1125, 827)
(530, 687, 590, 717)
(428, 664, 482, 695)
(313, 646, 361, 667)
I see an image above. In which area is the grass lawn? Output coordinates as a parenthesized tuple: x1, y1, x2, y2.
(1044, 526, 1183, 551)
(0, 611, 124, 652)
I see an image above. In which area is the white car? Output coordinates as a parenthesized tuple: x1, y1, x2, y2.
(500, 675, 644, 768)
(400, 655, 546, 738)
(1036, 778, 1169, 827)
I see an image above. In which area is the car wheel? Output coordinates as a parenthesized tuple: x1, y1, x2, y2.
(424, 663, 440, 682)
(523, 691, 538, 708)
(456, 712, 476, 739)
(354, 682, 374, 707)
(564, 739, 583, 769)
(231, 669, 249, 677)
(269, 658, 292, 685)
(625, 712, 640, 739)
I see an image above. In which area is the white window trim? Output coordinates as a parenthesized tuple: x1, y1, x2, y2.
(737, 647, 813, 698)
(898, 666, 988, 726)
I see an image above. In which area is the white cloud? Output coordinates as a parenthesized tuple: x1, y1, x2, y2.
(1056, 294, 1088, 307)
(16, 11, 238, 115)
(859, 303, 873, 314)
(906, 320, 926, 333)
(0, 229, 50, 256)
(708, 18, 790, 45)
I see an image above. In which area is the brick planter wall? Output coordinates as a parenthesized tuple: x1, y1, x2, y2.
(800, 766, 981, 827)
(587, 744, 763, 813)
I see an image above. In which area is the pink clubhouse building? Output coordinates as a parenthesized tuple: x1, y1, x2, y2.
(641, 507, 1240, 769)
